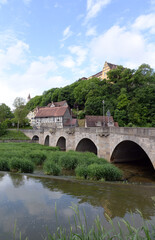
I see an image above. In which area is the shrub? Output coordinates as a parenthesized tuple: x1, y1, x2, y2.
(9, 157, 34, 173)
(87, 163, 122, 181)
(9, 157, 22, 172)
(75, 165, 88, 179)
(99, 164, 123, 181)
(0, 158, 10, 171)
(0, 122, 7, 136)
(97, 158, 109, 165)
(47, 151, 64, 164)
(43, 160, 61, 175)
(28, 151, 47, 165)
(59, 152, 79, 170)
(20, 159, 34, 173)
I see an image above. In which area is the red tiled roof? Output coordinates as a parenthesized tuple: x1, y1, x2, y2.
(35, 106, 68, 118)
(91, 71, 102, 78)
(85, 115, 114, 127)
(47, 100, 68, 107)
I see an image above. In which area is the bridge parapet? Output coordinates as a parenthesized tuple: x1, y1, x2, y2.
(109, 127, 155, 138)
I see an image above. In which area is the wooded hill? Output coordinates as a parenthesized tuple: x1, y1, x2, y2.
(25, 64, 155, 127)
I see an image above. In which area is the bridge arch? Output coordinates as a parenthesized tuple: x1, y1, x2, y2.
(110, 140, 154, 168)
(56, 136, 66, 151)
(76, 138, 97, 155)
(32, 135, 39, 142)
(44, 135, 50, 146)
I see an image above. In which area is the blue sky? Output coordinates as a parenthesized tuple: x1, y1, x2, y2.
(0, 0, 155, 108)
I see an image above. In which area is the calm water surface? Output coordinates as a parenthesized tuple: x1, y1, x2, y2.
(0, 172, 155, 240)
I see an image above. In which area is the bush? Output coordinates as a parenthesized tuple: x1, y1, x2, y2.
(47, 151, 64, 164)
(87, 163, 122, 181)
(9, 157, 22, 172)
(59, 152, 79, 170)
(99, 164, 123, 181)
(0, 158, 10, 171)
(0, 122, 7, 136)
(97, 158, 109, 165)
(43, 160, 61, 175)
(9, 157, 34, 173)
(20, 159, 34, 173)
(75, 165, 88, 179)
(28, 151, 47, 165)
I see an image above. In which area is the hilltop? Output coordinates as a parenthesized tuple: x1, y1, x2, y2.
(25, 64, 155, 127)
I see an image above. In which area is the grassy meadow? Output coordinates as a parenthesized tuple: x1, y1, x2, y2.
(0, 129, 30, 140)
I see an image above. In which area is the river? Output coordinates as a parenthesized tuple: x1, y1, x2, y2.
(0, 171, 155, 239)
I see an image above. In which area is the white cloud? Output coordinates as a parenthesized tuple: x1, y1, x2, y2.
(85, 0, 111, 23)
(68, 45, 88, 66)
(89, 23, 155, 69)
(0, 40, 29, 71)
(62, 25, 73, 41)
(86, 26, 97, 36)
(61, 55, 75, 68)
(132, 13, 155, 34)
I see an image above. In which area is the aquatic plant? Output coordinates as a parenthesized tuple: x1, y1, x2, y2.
(59, 152, 79, 170)
(75, 165, 89, 179)
(43, 160, 61, 175)
(87, 163, 122, 181)
(44, 205, 155, 240)
(9, 157, 34, 173)
(28, 151, 47, 165)
(0, 157, 10, 171)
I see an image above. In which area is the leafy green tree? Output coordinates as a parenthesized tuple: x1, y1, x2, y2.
(85, 96, 103, 115)
(13, 97, 28, 130)
(26, 95, 42, 111)
(0, 103, 13, 122)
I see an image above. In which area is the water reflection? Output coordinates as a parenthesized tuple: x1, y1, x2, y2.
(39, 177, 155, 219)
(0, 172, 155, 240)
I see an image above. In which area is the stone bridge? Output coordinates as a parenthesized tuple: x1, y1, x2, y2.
(22, 127, 155, 169)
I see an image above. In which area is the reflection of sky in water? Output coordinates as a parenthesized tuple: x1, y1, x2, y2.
(0, 172, 155, 239)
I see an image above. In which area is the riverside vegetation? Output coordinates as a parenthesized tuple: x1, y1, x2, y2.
(13, 204, 155, 240)
(0, 141, 122, 181)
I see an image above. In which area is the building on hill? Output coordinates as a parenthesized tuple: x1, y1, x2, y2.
(27, 101, 77, 129)
(47, 100, 68, 107)
(87, 61, 118, 80)
(85, 115, 118, 128)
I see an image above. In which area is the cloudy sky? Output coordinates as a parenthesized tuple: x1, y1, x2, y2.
(0, 0, 155, 108)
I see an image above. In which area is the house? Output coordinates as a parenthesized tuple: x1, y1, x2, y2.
(85, 115, 118, 128)
(47, 100, 68, 107)
(27, 100, 69, 127)
(87, 61, 118, 80)
(28, 101, 78, 129)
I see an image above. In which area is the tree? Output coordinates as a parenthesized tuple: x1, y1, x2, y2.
(13, 97, 28, 130)
(0, 103, 13, 122)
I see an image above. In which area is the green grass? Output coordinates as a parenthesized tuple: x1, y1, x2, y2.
(0, 130, 30, 140)
(0, 142, 59, 173)
(44, 205, 155, 240)
(0, 142, 123, 181)
(13, 204, 155, 240)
